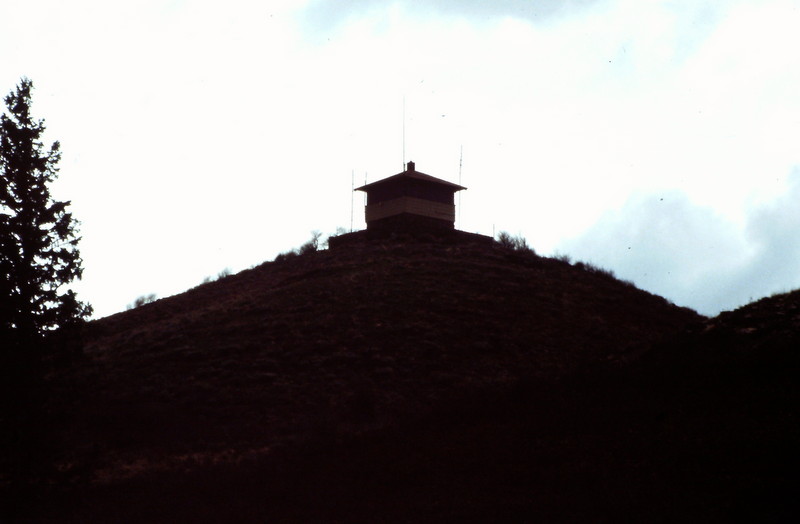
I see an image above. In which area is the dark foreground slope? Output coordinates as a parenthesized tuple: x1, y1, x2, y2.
(624, 290, 800, 522)
(15, 238, 783, 522)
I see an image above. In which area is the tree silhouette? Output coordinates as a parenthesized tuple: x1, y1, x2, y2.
(0, 78, 91, 354)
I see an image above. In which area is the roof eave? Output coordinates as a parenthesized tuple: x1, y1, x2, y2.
(355, 170, 466, 192)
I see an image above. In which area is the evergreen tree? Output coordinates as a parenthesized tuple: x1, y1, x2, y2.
(0, 78, 91, 351)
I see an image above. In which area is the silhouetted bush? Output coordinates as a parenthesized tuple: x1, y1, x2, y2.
(198, 268, 233, 285)
(553, 252, 573, 265)
(575, 261, 616, 279)
(274, 250, 298, 262)
(298, 231, 322, 255)
(275, 231, 323, 262)
(497, 231, 536, 255)
(127, 294, 157, 310)
(571, 260, 637, 288)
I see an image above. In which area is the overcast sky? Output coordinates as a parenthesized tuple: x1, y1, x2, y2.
(2, 0, 799, 318)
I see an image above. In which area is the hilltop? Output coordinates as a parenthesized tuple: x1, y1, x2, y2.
(7, 237, 797, 522)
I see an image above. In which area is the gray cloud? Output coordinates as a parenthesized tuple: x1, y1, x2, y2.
(557, 171, 800, 316)
(732, 170, 800, 299)
(301, 0, 603, 33)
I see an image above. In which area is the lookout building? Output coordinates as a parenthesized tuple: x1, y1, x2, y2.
(329, 160, 491, 248)
(355, 161, 465, 231)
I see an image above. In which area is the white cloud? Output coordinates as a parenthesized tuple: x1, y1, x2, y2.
(558, 169, 800, 316)
(300, 0, 606, 34)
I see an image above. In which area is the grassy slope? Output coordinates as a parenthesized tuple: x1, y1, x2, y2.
(21, 239, 771, 522)
(61, 242, 698, 471)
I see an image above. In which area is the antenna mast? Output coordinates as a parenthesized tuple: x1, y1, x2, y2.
(458, 145, 463, 229)
(402, 96, 406, 169)
(350, 169, 354, 232)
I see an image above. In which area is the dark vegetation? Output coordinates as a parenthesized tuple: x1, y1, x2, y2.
(496, 231, 535, 255)
(4, 232, 796, 522)
(126, 294, 157, 310)
(274, 230, 322, 261)
(1, 78, 90, 515)
(0, 78, 91, 344)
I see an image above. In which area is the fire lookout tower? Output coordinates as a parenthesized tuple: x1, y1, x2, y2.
(355, 161, 465, 232)
(329, 161, 490, 248)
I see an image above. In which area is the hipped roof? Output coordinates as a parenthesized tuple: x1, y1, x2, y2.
(355, 163, 466, 192)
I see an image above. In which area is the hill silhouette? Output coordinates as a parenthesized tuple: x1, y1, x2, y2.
(8, 237, 798, 522)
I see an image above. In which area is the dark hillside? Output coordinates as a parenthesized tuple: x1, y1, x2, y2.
(9, 239, 715, 521)
(625, 289, 800, 521)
